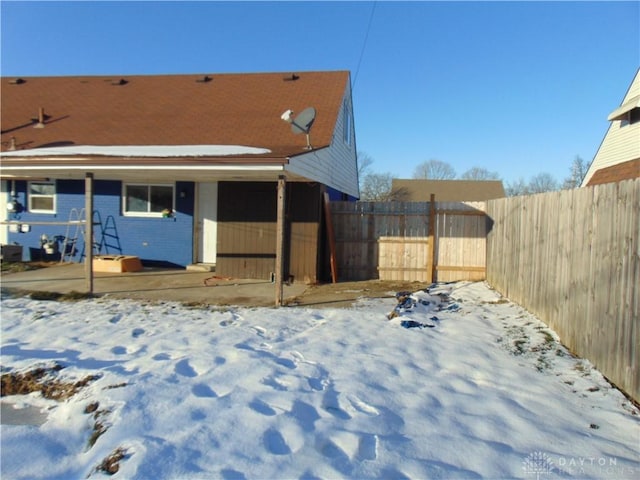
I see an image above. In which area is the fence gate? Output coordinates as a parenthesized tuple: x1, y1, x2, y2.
(329, 200, 488, 283)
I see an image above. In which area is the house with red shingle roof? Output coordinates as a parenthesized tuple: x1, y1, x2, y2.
(0, 71, 358, 282)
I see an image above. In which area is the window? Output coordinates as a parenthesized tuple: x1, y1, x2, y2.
(343, 100, 352, 145)
(123, 183, 174, 216)
(619, 108, 640, 127)
(28, 181, 56, 213)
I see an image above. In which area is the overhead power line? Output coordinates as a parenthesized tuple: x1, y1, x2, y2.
(353, 1, 377, 91)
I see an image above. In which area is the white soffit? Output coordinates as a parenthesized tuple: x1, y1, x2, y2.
(607, 95, 640, 121)
(0, 145, 272, 157)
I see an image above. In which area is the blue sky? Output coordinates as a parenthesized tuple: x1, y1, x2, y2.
(1, 1, 638, 185)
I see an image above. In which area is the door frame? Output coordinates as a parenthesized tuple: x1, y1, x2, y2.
(195, 182, 218, 264)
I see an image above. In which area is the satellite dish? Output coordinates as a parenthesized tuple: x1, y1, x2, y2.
(290, 107, 316, 135)
(289, 107, 316, 150)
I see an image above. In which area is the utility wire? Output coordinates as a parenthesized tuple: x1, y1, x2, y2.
(353, 0, 377, 92)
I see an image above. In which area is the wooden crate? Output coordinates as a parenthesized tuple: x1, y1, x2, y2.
(93, 255, 143, 273)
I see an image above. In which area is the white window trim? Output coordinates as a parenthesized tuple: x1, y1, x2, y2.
(28, 180, 56, 214)
(343, 100, 352, 146)
(122, 183, 175, 217)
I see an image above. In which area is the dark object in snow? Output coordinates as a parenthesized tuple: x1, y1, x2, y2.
(436, 293, 450, 302)
(401, 320, 435, 329)
(96, 447, 129, 475)
(388, 284, 459, 325)
(397, 296, 415, 309)
(394, 291, 415, 310)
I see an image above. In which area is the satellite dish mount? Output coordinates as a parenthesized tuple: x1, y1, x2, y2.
(281, 107, 316, 150)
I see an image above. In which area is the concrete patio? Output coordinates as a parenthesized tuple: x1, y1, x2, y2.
(0, 263, 308, 307)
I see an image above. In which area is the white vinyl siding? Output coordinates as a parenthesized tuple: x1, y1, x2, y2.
(583, 70, 640, 186)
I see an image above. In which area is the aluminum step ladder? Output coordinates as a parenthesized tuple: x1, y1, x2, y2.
(60, 209, 106, 263)
(59, 208, 85, 263)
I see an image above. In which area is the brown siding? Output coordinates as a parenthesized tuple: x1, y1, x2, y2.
(216, 182, 322, 282)
(217, 182, 276, 279)
(288, 183, 322, 284)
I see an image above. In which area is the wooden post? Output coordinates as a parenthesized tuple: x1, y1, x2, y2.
(275, 176, 286, 306)
(323, 192, 338, 283)
(428, 193, 437, 283)
(85, 173, 94, 294)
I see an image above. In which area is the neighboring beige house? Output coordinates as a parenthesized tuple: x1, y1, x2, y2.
(391, 179, 505, 202)
(582, 68, 640, 186)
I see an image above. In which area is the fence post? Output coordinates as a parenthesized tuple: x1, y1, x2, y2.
(323, 192, 338, 283)
(275, 176, 286, 306)
(428, 193, 437, 283)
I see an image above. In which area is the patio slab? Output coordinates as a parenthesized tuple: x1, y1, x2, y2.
(0, 263, 307, 307)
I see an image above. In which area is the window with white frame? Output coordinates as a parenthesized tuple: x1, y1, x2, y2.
(343, 100, 352, 145)
(28, 181, 56, 213)
(123, 183, 174, 216)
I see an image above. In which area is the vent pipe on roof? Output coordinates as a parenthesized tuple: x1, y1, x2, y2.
(283, 74, 300, 81)
(8, 137, 16, 151)
(34, 108, 46, 128)
(196, 75, 213, 83)
(112, 78, 128, 86)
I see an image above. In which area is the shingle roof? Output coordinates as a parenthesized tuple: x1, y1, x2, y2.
(0, 71, 349, 159)
(585, 158, 640, 186)
(391, 179, 505, 202)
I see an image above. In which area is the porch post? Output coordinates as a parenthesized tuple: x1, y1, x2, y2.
(85, 172, 94, 294)
(275, 175, 286, 306)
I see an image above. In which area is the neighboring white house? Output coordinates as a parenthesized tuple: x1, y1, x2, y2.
(582, 68, 640, 186)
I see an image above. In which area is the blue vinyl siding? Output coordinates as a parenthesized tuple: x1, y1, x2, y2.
(6, 179, 195, 267)
(325, 186, 357, 202)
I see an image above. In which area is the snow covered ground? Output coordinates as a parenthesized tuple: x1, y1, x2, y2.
(1, 281, 638, 479)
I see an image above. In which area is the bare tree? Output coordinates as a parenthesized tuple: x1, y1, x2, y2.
(357, 151, 374, 179)
(562, 155, 588, 189)
(360, 172, 394, 201)
(460, 167, 501, 180)
(505, 178, 530, 197)
(506, 173, 560, 196)
(357, 151, 374, 196)
(528, 173, 559, 194)
(412, 159, 456, 180)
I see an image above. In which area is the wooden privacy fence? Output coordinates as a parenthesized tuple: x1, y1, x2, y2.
(486, 178, 639, 402)
(329, 200, 488, 283)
